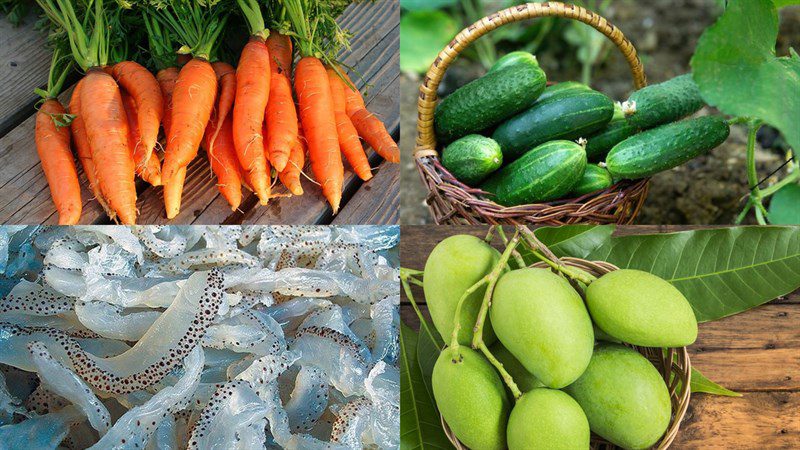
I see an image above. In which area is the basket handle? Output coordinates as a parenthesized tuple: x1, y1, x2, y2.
(415, 2, 647, 158)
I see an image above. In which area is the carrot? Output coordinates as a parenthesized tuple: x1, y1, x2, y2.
(35, 99, 82, 225)
(279, 130, 305, 196)
(69, 78, 112, 217)
(204, 114, 243, 211)
(108, 61, 163, 164)
(294, 57, 343, 212)
(162, 58, 218, 219)
(120, 91, 162, 186)
(265, 72, 298, 172)
(327, 67, 372, 181)
(79, 69, 138, 224)
(342, 72, 400, 163)
(233, 36, 272, 205)
(155, 67, 186, 220)
(208, 61, 236, 154)
(266, 31, 292, 75)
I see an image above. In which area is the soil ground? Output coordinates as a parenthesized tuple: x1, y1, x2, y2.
(400, 0, 799, 224)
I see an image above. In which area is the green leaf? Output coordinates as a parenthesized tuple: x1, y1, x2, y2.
(586, 227, 800, 322)
(768, 183, 800, 224)
(691, 0, 800, 152)
(400, 0, 459, 11)
(691, 367, 742, 397)
(773, 0, 800, 7)
(400, 10, 458, 73)
(531, 225, 615, 259)
(401, 322, 451, 450)
(416, 317, 445, 401)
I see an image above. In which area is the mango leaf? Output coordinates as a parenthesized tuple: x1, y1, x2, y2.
(586, 226, 800, 322)
(416, 316, 444, 401)
(691, 0, 800, 152)
(533, 225, 615, 259)
(691, 367, 742, 397)
(768, 183, 800, 224)
(400, 0, 458, 11)
(400, 322, 451, 450)
(400, 10, 458, 73)
(774, 0, 800, 7)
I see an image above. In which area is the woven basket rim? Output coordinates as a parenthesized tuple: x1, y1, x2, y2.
(439, 257, 692, 450)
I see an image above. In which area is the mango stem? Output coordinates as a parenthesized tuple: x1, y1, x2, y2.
(449, 276, 489, 350)
(478, 341, 523, 400)
(518, 227, 597, 285)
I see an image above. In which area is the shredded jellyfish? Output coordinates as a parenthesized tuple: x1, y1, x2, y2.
(0, 279, 73, 317)
(371, 295, 400, 364)
(186, 380, 270, 450)
(286, 365, 329, 432)
(0, 404, 82, 450)
(132, 226, 186, 259)
(153, 249, 260, 274)
(330, 397, 373, 449)
(0, 372, 26, 425)
(74, 300, 160, 341)
(144, 413, 178, 450)
(27, 341, 111, 435)
(365, 362, 400, 449)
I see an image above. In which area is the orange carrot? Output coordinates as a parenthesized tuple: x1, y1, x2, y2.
(69, 78, 112, 217)
(279, 130, 305, 196)
(294, 57, 343, 212)
(162, 58, 218, 219)
(266, 31, 292, 75)
(265, 72, 298, 172)
(35, 99, 82, 225)
(120, 91, 162, 186)
(79, 69, 137, 224)
(342, 72, 400, 163)
(156, 67, 179, 138)
(233, 37, 271, 205)
(109, 61, 163, 165)
(327, 67, 372, 181)
(208, 61, 236, 153)
(203, 113, 243, 211)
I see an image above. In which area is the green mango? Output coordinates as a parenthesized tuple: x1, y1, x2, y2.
(432, 346, 510, 450)
(507, 388, 590, 450)
(424, 235, 500, 345)
(565, 344, 671, 449)
(489, 268, 594, 388)
(586, 269, 698, 347)
(489, 341, 543, 392)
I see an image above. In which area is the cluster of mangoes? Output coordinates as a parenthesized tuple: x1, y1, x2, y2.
(423, 234, 699, 450)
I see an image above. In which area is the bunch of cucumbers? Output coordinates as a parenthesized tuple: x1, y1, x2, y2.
(435, 52, 730, 206)
(424, 234, 699, 450)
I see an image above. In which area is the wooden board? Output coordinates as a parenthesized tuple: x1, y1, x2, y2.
(0, 1, 399, 225)
(400, 225, 800, 449)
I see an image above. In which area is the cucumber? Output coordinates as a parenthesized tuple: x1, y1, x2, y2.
(571, 164, 613, 196)
(442, 135, 503, 185)
(435, 63, 546, 143)
(482, 140, 587, 206)
(488, 51, 538, 73)
(626, 73, 704, 129)
(535, 81, 591, 104)
(492, 90, 614, 160)
(606, 115, 730, 179)
(585, 118, 639, 161)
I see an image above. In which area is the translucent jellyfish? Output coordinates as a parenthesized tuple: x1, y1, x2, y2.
(285, 365, 329, 433)
(132, 226, 186, 259)
(27, 341, 110, 435)
(0, 279, 74, 317)
(144, 413, 178, 450)
(291, 324, 371, 397)
(88, 346, 203, 449)
(203, 310, 286, 356)
(153, 248, 260, 274)
(266, 298, 332, 327)
(73, 226, 144, 263)
(0, 404, 82, 449)
(74, 300, 160, 341)
(0, 372, 26, 425)
(365, 362, 400, 449)
(330, 397, 373, 449)
(370, 295, 400, 364)
(186, 380, 270, 449)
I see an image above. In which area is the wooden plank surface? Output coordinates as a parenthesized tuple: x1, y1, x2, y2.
(400, 225, 800, 449)
(0, 0, 399, 225)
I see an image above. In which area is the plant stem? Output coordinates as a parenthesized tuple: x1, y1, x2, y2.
(759, 168, 799, 197)
(478, 340, 522, 400)
(517, 227, 597, 285)
(400, 269, 445, 349)
(496, 226, 526, 268)
(448, 276, 489, 350)
(744, 120, 766, 225)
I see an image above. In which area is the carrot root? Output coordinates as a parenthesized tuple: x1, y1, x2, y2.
(35, 99, 82, 224)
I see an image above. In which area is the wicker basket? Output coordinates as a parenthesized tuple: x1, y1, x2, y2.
(415, 2, 651, 225)
(441, 257, 692, 450)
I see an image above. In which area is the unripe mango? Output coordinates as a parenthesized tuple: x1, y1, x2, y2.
(424, 235, 500, 345)
(432, 346, 510, 450)
(507, 388, 590, 450)
(489, 268, 594, 388)
(489, 341, 543, 392)
(565, 344, 671, 449)
(586, 269, 698, 347)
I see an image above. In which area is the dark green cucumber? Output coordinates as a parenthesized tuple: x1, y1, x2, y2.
(442, 135, 503, 185)
(488, 51, 538, 73)
(434, 63, 546, 143)
(481, 140, 587, 206)
(626, 73, 705, 129)
(571, 164, 613, 196)
(585, 118, 639, 161)
(606, 115, 730, 179)
(534, 81, 591, 104)
(492, 90, 614, 160)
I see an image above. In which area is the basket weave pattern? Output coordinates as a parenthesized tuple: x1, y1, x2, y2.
(440, 257, 692, 450)
(415, 2, 651, 225)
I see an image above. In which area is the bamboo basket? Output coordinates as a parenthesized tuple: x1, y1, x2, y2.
(415, 2, 651, 225)
(441, 255, 692, 450)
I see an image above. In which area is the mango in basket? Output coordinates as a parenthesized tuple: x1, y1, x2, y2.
(507, 388, 590, 450)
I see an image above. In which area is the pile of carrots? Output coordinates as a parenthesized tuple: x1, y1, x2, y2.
(32, 0, 398, 225)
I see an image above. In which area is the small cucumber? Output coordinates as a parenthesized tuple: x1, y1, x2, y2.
(492, 90, 614, 161)
(488, 51, 538, 73)
(535, 81, 591, 104)
(571, 164, 613, 196)
(482, 140, 587, 206)
(442, 135, 503, 185)
(585, 118, 639, 161)
(626, 73, 704, 129)
(435, 63, 546, 143)
(606, 116, 730, 179)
